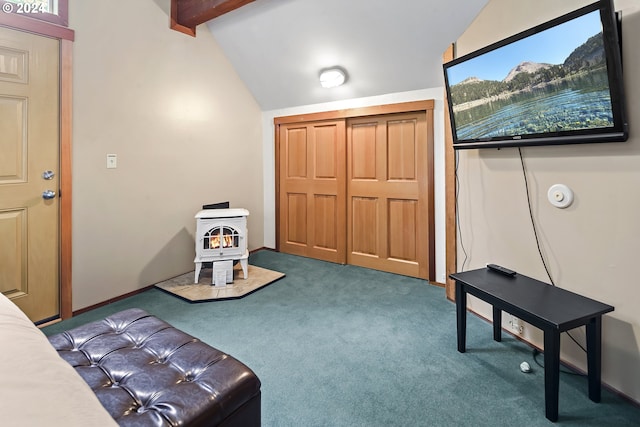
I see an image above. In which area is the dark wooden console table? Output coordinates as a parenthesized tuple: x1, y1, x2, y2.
(450, 268, 614, 422)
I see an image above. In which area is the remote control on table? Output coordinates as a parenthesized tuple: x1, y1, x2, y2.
(486, 264, 516, 277)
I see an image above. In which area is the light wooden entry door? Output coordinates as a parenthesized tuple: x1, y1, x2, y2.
(278, 120, 346, 263)
(0, 27, 60, 323)
(347, 112, 431, 279)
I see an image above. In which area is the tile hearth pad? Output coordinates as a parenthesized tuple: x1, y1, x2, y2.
(155, 263, 284, 302)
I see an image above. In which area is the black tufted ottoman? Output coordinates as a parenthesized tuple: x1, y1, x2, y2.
(48, 308, 261, 427)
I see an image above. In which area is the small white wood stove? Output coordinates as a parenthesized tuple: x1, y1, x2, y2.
(194, 208, 249, 286)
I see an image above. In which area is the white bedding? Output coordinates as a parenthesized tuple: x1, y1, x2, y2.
(0, 293, 117, 426)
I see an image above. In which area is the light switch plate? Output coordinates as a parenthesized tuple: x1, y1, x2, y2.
(106, 154, 117, 169)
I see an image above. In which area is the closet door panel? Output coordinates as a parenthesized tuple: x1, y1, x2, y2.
(347, 112, 428, 278)
(278, 121, 346, 263)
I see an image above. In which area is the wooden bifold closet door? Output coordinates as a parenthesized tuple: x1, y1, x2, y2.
(278, 120, 347, 263)
(276, 102, 434, 280)
(347, 112, 429, 278)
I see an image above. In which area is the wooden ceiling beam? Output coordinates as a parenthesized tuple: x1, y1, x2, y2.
(171, 0, 255, 37)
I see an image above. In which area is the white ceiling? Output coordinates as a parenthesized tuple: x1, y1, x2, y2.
(206, 0, 489, 111)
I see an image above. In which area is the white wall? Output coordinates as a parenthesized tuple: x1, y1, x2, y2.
(261, 88, 448, 283)
(69, 0, 263, 310)
(455, 0, 640, 402)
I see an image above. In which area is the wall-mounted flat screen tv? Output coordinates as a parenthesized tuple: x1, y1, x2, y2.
(443, 0, 628, 150)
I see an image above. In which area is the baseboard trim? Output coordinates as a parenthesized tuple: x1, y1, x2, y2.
(73, 248, 274, 316)
(73, 284, 156, 316)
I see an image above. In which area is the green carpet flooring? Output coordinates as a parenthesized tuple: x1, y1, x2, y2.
(43, 250, 640, 426)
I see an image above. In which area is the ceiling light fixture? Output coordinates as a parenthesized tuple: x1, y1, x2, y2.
(319, 67, 347, 88)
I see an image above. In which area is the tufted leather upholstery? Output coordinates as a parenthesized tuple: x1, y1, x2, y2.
(48, 308, 261, 427)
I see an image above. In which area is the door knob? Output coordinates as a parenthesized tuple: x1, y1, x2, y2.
(42, 170, 55, 180)
(42, 190, 56, 200)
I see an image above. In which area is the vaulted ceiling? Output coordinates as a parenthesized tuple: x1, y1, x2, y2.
(173, 0, 489, 110)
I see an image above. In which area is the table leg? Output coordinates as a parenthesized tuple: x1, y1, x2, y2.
(544, 330, 561, 422)
(493, 307, 502, 342)
(456, 281, 467, 353)
(586, 316, 603, 402)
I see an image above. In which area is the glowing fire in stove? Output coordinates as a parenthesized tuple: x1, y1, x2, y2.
(210, 234, 235, 249)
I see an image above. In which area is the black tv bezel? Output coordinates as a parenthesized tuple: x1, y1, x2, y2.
(443, 0, 628, 150)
